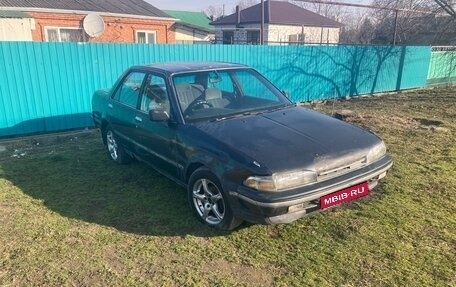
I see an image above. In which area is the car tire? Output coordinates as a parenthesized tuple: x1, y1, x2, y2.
(188, 168, 242, 230)
(103, 126, 132, 164)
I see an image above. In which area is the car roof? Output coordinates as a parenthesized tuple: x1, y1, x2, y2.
(130, 61, 249, 74)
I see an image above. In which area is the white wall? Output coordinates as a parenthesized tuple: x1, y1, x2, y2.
(0, 18, 34, 41)
(174, 26, 214, 44)
(214, 23, 340, 44)
(267, 24, 340, 44)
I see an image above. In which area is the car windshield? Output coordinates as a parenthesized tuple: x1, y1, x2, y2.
(172, 68, 292, 122)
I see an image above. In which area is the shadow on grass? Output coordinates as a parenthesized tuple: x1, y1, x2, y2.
(0, 135, 240, 237)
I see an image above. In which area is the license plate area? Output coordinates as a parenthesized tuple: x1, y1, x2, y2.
(320, 182, 370, 209)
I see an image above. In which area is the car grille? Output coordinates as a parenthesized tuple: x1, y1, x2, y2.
(317, 157, 367, 181)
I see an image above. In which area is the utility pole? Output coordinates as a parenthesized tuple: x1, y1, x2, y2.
(393, 9, 399, 45)
(261, 0, 265, 45)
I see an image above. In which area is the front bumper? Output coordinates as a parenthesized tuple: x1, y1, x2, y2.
(228, 155, 393, 224)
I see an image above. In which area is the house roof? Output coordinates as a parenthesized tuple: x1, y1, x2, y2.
(211, 1, 342, 28)
(0, 0, 173, 19)
(0, 10, 32, 18)
(164, 10, 214, 32)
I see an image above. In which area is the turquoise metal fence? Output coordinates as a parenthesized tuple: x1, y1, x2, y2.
(427, 50, 456, 86)
(0, 42, 431, 137)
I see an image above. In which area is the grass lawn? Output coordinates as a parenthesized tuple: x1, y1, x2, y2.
(0, 87, 455, 286)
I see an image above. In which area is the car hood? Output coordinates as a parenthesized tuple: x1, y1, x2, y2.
(193, 106, 382, 173)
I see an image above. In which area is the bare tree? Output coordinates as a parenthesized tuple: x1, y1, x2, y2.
(232, 0, 259, 12)
(205, 5, 224, 20)
(204, 5, 224, 20)
(290, 0, 353, 20)
(339, 14, 379, 44)
(433, 0, 456, 17)
(205, 1, 259, 19)
(291, 0, 328, 14)
(291, 0, 455, 45)
(290, 0, 364, 33)
(370, 0, 455, 45)
(358, 18, 377, 44)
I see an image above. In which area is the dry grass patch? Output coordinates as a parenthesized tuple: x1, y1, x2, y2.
(1, 87, 455, 286)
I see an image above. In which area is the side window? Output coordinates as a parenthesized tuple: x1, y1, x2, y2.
(113, 71, 146, 108)
(140, 74, 170, 115)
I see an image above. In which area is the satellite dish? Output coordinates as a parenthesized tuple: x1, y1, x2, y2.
(83, 13, 105, 38)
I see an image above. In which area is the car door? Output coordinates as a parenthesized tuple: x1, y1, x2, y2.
(107, 70, 147, 151)
(133, 73, 180, 178)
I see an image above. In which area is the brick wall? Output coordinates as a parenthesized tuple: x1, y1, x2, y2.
(28, 12, 175, 43)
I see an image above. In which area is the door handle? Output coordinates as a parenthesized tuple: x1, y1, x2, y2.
(108, 103, 113, 109)
(134, 116, 143, 123)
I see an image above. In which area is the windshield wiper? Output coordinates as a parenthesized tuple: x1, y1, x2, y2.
(211, 113, 244, 122)
(211, 110, 259, 122)
(264, 103, 296, 113)
(210, 104, 294, 122)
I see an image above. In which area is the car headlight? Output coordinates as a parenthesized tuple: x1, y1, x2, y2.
(366, 141, 387, 163)
(244, 169, 317, 192)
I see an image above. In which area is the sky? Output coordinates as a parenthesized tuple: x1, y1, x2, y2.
(147, 0, 370, 14)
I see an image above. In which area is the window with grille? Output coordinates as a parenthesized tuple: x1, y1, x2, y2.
(288, 33, 305, 44)
(222, 31, 234, 44)
(136, 31, 157, 44)
(45, 27, 85, 42)
(247, 30, 260, 45)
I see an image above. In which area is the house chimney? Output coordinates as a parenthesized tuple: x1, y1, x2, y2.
(236, 5, 241, 27)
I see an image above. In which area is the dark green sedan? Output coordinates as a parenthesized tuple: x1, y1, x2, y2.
(92, 62, 392, 230)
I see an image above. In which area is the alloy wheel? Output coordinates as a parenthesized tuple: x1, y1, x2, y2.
(106, 130, 118, 160)
(192, 178, 226, 225)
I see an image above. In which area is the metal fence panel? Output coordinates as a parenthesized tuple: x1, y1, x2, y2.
(427, 50, 456, 86)
(0, 42, 431, 137)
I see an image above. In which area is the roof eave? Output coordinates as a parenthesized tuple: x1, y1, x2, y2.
(268, 21, 342, 28)
(212, 21, 342, 28)
(175, 23, 214, 33)
(0, 10, 33, 18)
(0, 7, 176, 21)
(211, 21, 263, 26)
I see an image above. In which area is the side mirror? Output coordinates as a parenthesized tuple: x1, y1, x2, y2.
(282, 90, 289, 98)
(149, 109, 170, 121)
